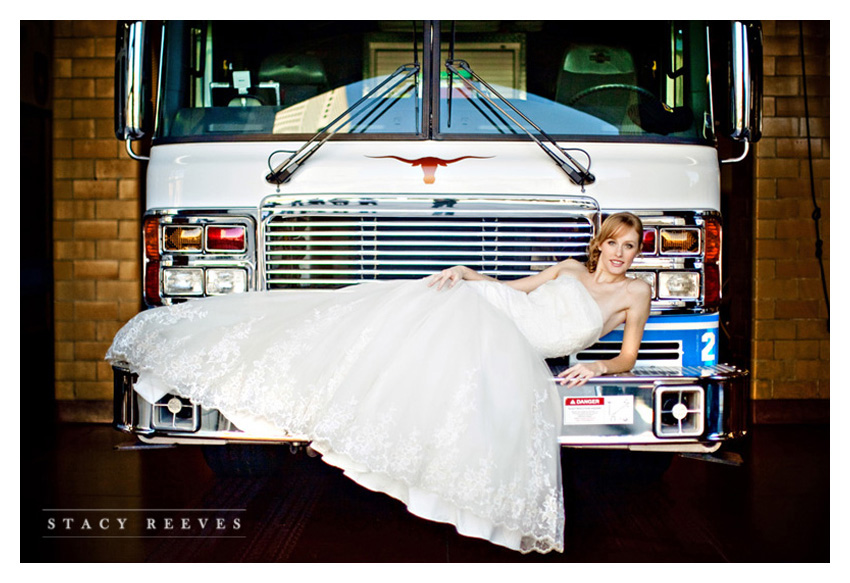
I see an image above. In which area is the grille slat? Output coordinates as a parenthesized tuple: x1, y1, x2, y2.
(574, 340, 684, 367)
(266, 221, 581, 230)
(266, 251, 580, 259)
(262, 197, 595, 290)
(266, 254, 576, 263)
(266, 264, 548, 274)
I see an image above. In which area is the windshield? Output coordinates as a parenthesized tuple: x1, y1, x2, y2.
(437, 20, 710, 140)
(157, 21, 424, 139)
(156, 20, 711, 143)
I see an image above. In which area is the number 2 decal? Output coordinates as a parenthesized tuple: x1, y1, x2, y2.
(701, 331, 716, 364)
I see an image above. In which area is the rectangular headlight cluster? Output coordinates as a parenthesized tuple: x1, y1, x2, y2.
(629, 222, 706, 303)
(160, 223, 250, 297)
(162, 267, 248, 296)
(145, 215, 256, 305)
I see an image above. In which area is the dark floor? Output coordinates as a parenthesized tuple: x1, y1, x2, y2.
(21, 422, 829, 562)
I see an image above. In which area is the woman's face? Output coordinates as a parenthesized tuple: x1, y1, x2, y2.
(597, 225, 640, 276)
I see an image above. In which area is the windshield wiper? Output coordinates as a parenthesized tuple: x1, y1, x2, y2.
(350, 83, 417, 133)
(265, 62, 420, 185)
(453, 84, 518, 135)
(445, 59, 595, 189)
(446, 23, 514, 135)
(353, 21, 422, 135)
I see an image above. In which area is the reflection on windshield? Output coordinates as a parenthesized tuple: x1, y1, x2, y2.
(265, 64, 421, 185)
(439, 80, 617, 136)
(163, 75, 421, 138)
(272, 75, 419, 135)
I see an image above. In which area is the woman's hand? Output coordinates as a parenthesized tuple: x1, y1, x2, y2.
(557, 361, 607, 387)
(427, 266, 468, 291)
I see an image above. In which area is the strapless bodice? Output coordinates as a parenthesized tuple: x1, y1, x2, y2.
(468, 275, 603, 358)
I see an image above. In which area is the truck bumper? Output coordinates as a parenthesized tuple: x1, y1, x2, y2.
(555, 365, 748, 453)
(113, 364, 747, 452)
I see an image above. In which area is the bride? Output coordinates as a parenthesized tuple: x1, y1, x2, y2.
(106, 212, 651, 554)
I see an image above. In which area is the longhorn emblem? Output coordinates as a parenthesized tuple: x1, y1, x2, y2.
(368, 155, 492, 184)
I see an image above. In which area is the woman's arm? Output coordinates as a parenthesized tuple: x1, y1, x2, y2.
(426, 265, 495, 290)
(557, 279, 651, 387)
(427, 260, 580, 292)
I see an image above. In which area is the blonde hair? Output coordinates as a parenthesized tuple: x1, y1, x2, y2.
(586, 212, 644, 273)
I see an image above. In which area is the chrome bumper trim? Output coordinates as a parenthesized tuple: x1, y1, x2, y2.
(554, 365, 748, 446)
(113, 363, 747, 448)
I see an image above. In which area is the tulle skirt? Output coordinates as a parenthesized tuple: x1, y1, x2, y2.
(106, 278, 565, 553)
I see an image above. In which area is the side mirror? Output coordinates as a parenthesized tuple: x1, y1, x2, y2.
(114, 20, 151, 160)
(729, 21, 763, 143)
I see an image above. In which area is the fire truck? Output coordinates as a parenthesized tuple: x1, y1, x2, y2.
(112, 20, 760, 474)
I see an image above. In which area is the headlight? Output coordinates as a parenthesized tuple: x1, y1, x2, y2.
(162, 268, 204, 296)
(627, 271, 656, 298)
(658, 272, 700, 299)
(206, 268, 248, 295)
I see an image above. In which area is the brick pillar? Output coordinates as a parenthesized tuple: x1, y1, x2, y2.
(752, 21, 829, 420)
(53, 21, 142, 420)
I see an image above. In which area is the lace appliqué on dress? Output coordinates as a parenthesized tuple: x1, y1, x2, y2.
(105, 278, 588, 554)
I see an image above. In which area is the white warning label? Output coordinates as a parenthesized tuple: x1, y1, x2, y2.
(563, 395, 634, 425)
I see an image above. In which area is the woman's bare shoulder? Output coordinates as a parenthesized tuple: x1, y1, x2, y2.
(555, 258, 588, 277)
(625, 277, 652, 308)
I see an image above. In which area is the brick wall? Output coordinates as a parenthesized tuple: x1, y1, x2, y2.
(49, 20, 829, 421)
(52, 20, 142, 418)
(752, 21, 830, 416)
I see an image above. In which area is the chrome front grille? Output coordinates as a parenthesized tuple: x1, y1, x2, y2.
(261, 195, 597, 289)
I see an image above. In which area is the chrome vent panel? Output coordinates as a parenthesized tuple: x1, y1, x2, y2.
(573, 340, 683, 367)
(261, 195, 597, 289)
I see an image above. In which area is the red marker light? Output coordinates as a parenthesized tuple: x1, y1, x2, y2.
(206, 226, 246, 252)
(641, 228, 657, 254)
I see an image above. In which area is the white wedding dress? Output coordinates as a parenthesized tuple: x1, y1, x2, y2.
(106, 274, 603, 554)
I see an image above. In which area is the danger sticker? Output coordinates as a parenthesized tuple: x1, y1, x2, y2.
(563, 395, 634, 425)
